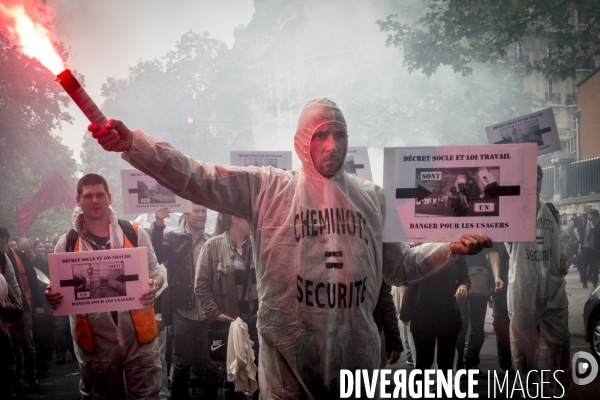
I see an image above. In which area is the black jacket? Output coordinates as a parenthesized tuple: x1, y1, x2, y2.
(151, 223, 210, 311)
(580, 219, 600, 250)
(5, 249, 44, 313)
(373, 281, 403, 352)
(404, 255, 470, 332)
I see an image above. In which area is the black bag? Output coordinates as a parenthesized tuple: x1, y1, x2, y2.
(207, 320, 231, 362)
(399, 284, 421, 324)
(158, 287, 173, 326)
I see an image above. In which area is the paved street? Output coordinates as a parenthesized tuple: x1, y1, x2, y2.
(17, 266, 600, 399)
(389, 265, 600, 399)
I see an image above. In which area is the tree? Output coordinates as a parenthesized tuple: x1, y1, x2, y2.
(0, 40, 79, 239)
(377, 0, 600, 80)
(80, 31, 257, 217)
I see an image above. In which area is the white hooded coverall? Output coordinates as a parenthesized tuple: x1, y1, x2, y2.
(122, 98, 456, 398)
(57, 206, 162, 400)
(506, 199, 570, 394)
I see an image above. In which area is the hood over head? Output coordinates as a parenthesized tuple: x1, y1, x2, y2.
(294, 98, 347, 180)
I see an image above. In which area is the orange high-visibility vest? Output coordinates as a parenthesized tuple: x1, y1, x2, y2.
(70, 221, 158, 352)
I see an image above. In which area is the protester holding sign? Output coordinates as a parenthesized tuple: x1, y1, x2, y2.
(45, 174, 164, 400)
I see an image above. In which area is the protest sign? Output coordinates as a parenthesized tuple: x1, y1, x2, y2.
(485, 108, 560, 156)
(230, 151, 293, 171)
(121, 169, 192, 214)
(383, 144, 538, 242)
(49, 247, 150, 316)
(345, 147, 373, 181)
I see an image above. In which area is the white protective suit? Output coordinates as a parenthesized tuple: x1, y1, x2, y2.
(57, 206, 162, 400)
(122, 97, 456, 398)
(506, 199, 570, 394)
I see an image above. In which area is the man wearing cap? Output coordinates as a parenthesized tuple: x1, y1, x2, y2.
(89, 98, 491, 398)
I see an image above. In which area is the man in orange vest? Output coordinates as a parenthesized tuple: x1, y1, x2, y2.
(45, 174, 164, 400)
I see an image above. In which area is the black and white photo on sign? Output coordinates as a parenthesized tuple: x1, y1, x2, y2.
(121, 169, 192, 214)
(134, 177, 176, 205)
(71, 261, 128, 300)
(485, 107, 560, 156)
(244, 157, 279, 168)
(230, 151, 293, 171)
(414, 167, 500, 218)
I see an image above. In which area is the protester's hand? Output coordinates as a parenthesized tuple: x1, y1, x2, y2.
(155, 208, 170, 227)
(454, 284, 468, 301)
(88, 119, 133, 152)
(494, 277, 504, 292)
(450, 234, 493, 255)
(560, 258, 568, 278)
(44, 284, 63, 310)
(578, 247, 582, 255)
(387, 350, 401, 364)
(140, 279, 157, 308)
(215, 313, 235, 322)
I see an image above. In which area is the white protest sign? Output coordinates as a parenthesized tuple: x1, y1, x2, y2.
(121, 169, 192, 214)
(383, 144, 538, 242)
(345, 147, 373, 181)
(230, 151, 293, 171)
(49, 247, 150, 316)
(485, 108, 560, 156)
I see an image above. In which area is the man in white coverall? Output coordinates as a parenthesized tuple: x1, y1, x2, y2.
(89, 98, 491, 398)
(506, 165, 569, 396)
(45, 174, 164, 399)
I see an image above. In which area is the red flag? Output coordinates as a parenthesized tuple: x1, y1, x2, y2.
(16, 169, 77, 235)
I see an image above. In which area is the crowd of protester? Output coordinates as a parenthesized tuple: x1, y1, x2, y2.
(3, 192, 592, 399)
(1, 97, 596, 399)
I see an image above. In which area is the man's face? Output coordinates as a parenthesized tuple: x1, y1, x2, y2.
(561, 215, 568, 224)
(34, 242, 45, 258)
(232, 216, 251, 238)
(8, 240, 17, 250)
(77, 184, 112, 222)
(588, 214, 598, 224)
(184, 205, 207, 232)
(584, 205, 592, 214)
(309, 122, 348, 178)
(44, 242, 54, 255)
(537, 173, 543, 197)
(18, 239, 32, 253)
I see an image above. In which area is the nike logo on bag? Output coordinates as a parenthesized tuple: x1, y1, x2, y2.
(211, 340, 225, 351)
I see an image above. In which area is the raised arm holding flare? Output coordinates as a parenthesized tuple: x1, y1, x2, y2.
(89, 98, 491, 398)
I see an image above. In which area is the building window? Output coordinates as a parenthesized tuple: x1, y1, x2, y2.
(517, 41, 523, 58)
(547, 79, 553, 94)
(571, 112, 578, 131)
(567, 135, 579, 160)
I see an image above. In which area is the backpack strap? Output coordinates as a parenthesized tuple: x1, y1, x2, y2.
(118, 220, 138, 248)
(545, 202, 560, 225)
(65, 229, 79, 253)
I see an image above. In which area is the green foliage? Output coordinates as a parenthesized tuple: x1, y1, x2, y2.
(80, 31, 257, 217)
(377, 0, 600, 80)
(0, 41, 79, 239)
